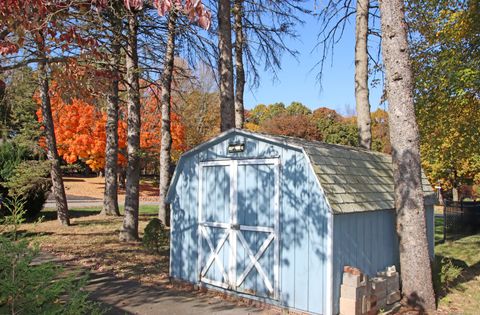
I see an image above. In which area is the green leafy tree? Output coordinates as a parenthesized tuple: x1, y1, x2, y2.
(286, 101, 311, 115)
(248, 102, 286, 125)
(313, 107, 358, 146)
(409, 0, 480, 189)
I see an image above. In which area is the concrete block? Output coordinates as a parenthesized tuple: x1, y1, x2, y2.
(341, 284, 367, 300)
(360, 295, 378, 314)
(386, 291, 401, 305)
(340, 297, 362, 315)
(386, 273, 400, 292)
(362, 295, 369, 313)
(343, 272, 365, 287)
(370, 277, 387, 298)
(386, 265, 397, 277)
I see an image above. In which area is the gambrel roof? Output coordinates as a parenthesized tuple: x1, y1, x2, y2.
(168, 129, 436, 214)
(254, 132, 436, 214)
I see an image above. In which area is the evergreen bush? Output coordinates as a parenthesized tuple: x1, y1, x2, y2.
(0, 141, 51, 218)
(3, 160, 52, 218)
(0, 141, 31, 181)
(0, 198, 105, 314)
(142, 218, 169, 253)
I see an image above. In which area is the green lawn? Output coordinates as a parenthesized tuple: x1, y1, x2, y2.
(41, 204, 158, 220)
(434, 217, 480, 314)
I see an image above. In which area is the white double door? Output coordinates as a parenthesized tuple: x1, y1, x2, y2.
(198, 158, 280, 299)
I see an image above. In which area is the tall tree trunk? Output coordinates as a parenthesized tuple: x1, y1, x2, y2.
(233, 0, 245, 129)
(119, 12, 141, 242)
(158, 11, 177, 226)
(218, 0, 235, 131)
(355, 0, 372, 149)
(379, 0, 436, 310)
(101, 12, 122, 217)
(37, 37, 69, 226)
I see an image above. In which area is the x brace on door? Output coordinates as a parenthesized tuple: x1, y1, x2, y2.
(198, 158, 280, 299)
(199, 222, 276, 293)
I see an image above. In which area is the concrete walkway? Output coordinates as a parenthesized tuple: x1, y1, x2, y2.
(36, 253, 270, 315)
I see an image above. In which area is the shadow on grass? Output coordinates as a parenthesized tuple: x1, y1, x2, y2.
(38, 209, 101, 222)
(434, 254, 480, 300)
(0, 230, 54, 239)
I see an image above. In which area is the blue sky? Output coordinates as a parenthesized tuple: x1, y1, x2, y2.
(243, 5, 385, 115)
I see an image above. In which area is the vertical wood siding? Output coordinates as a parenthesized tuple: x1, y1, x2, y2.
(332, 210, 399, 314)
(170, 133, 330, 314)
(170, 157, 199, 283)
(332, 208, 435, 314)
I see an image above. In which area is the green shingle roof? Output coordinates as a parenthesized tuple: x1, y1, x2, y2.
(254, 132, 436, 214)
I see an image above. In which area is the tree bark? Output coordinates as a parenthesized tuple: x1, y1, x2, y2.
(101, 12, 122, 217)
(218, 0, 235, 131)
(37, 37, 69, 226)
(379, 0, 436, 310)
(233, 0, 245, 129)
(158, 11, 177, 226)
(355, 0, 372, 149)
(120, 12, 141, 242)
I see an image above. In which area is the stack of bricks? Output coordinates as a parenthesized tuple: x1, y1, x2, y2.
(340, 266, 378, 315)
(377, 266, 401, 306)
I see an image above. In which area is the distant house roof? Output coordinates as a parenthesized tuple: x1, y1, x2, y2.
(239, 130, 436, 214)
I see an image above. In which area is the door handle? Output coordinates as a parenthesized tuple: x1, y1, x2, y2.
(231, 224, 240, 230)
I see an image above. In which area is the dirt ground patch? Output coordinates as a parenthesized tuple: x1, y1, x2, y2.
(62, 176, 159, 202)
(22, 212, 169, 285)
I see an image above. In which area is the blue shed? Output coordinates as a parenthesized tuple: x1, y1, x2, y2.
(167, 129, 435, 315)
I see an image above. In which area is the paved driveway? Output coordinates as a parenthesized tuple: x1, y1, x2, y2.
(86, 272, 271, 315)
(36, 253, 271, 315)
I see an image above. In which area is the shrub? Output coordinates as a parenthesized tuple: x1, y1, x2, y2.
(434, 256, 463, 295)
(3, 160, 52, 218)
(0, 141, 50, 218)
(142, 218, 169, 253)
(0, 236, 105, 315)
(0, 141, 31, 181)
(0, 194, 27, 240)
(0, 201, 105, 314)
(440, 257, 463, 288)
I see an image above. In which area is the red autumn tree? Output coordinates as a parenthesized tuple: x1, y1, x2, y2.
(260, 113, 322, 141)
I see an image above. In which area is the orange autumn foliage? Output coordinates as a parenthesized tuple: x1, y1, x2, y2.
(37, 82, 186, 171)
(36, 85, 127, 171)
(141, 87, 186, 154)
